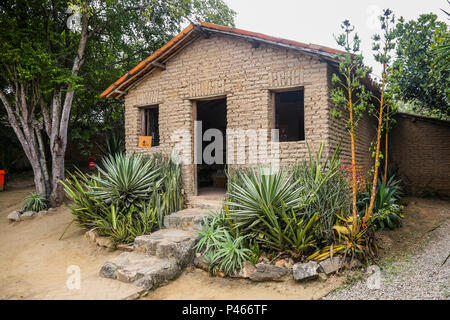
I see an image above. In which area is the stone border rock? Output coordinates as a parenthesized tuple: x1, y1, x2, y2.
(192, 253, 363, 283)
(7, 209, 50, 221)
(85, 229, 116, 250)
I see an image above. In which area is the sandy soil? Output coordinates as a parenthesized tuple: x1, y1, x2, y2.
(144, 268, 342, 300)
(0, 174, 117, 299)
(0, 174, 448, 300)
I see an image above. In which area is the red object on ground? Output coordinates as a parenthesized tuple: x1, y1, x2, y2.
(88, 157, 97, 170)
(0, 170, 5, 191)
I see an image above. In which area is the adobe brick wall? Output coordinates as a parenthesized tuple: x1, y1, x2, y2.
(123, 34, 335, 198)
(389, 114, 450, 196)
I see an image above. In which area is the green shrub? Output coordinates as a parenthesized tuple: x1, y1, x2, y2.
(23, 192, 47, 212)
(195, 210, 252, 275)
(94, 202, 158, 244)
(62, 152, 183, 243)
(226, 166, 303, 232)
(63, 169, 100, 228)
(96, 132, 124, 157)
(224, 166, 322, 256)
(90, 153, 161, 209)
(358, 175, 403, 230)
(291, 143, 350, 244)
(372, 203, 404, 230)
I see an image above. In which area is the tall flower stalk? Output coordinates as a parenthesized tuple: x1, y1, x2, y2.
(364, 9, 397, 225)
(330, 20, 371, 227)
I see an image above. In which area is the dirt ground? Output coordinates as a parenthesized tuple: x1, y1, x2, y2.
(0, 173, 448, 300)
(0, 174, 118, 299)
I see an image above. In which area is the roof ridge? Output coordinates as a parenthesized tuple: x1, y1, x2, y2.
(101, 22, 345, 99)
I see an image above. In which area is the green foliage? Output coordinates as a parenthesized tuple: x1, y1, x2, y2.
(195, 210, 251, 275)
(96, 132, 125, 158)
(61, 169, 101, 228)
(225, 166, 321, 256)
(372, 203, 403, 230)
(330, 20, 372, 127)
(62, 152, 184, 243)
(358, 175, 402, 213)
(291, 143, 351, 244)
(23, 192, 48, 212)
(94, 202, 158, 244)
(225, 166, 303, 233)
(358, 175, 403, 230)
(89, 153, 161, 209)
(392, 13, 450, 119)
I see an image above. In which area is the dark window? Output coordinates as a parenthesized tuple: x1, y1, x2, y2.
(274, 90, 305, 141)
(141, 106, 159, 146)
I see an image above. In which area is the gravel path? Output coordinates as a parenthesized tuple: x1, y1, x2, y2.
(325, 221, 450, 300)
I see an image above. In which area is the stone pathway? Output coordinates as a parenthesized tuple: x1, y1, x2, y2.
(99, 204, 216, 294)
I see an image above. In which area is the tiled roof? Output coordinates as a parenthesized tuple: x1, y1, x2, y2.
(100, 22, 348, 99)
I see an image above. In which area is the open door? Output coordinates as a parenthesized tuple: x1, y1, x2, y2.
(193, 97, 227, 196)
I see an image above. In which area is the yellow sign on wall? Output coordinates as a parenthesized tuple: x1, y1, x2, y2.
(138, 136, 152, 148)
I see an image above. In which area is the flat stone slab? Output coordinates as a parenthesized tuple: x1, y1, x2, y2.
(134, 228, 198, 266)
(100, 252, 180, 290)
(164, 208, 209, 231)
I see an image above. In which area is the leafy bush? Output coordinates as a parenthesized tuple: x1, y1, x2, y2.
(195, 210, 252, 275)
(96, 132, 124, 157)
(94, 202, 158, 244)
(62, 152, 183, 243)
(372, 203, 404, 230)
(358, 175, 403, 230)
(291, 143, 350, 244)
(23, 192, 47, 212)
(90, 153, 161, 209)
(308, 214, 378, 263)
(224, 166, 322, 256)
(226, 166, 303, 232)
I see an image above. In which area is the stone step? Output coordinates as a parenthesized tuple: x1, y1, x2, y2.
(133, 228, 199, 266)
(100, 252, 181, 291)
(163, 208, 210, 231)
(187, 197, 223, 210)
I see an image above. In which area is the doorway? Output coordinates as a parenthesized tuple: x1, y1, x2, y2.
(195, 98, 227, 196)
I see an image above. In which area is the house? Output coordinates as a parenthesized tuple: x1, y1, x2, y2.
(100, 22, 378, 200)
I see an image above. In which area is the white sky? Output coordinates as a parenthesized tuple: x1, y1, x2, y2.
(223, 0, 448, 80)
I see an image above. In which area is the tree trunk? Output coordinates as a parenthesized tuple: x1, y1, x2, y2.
(0, 87, 50, 199)
(1, 12, 89, 208)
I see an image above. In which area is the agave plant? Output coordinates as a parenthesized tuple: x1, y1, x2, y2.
(22, 192, 47, 212)
(358, 175, 402, 212)
(226, 166, 303, 232)
(291, 142, 350, 243)
(89, 153, 162, 209)
(208, 231, 252, 276)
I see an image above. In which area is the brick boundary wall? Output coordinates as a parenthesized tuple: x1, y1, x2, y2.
(389, 113, 450, 196)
